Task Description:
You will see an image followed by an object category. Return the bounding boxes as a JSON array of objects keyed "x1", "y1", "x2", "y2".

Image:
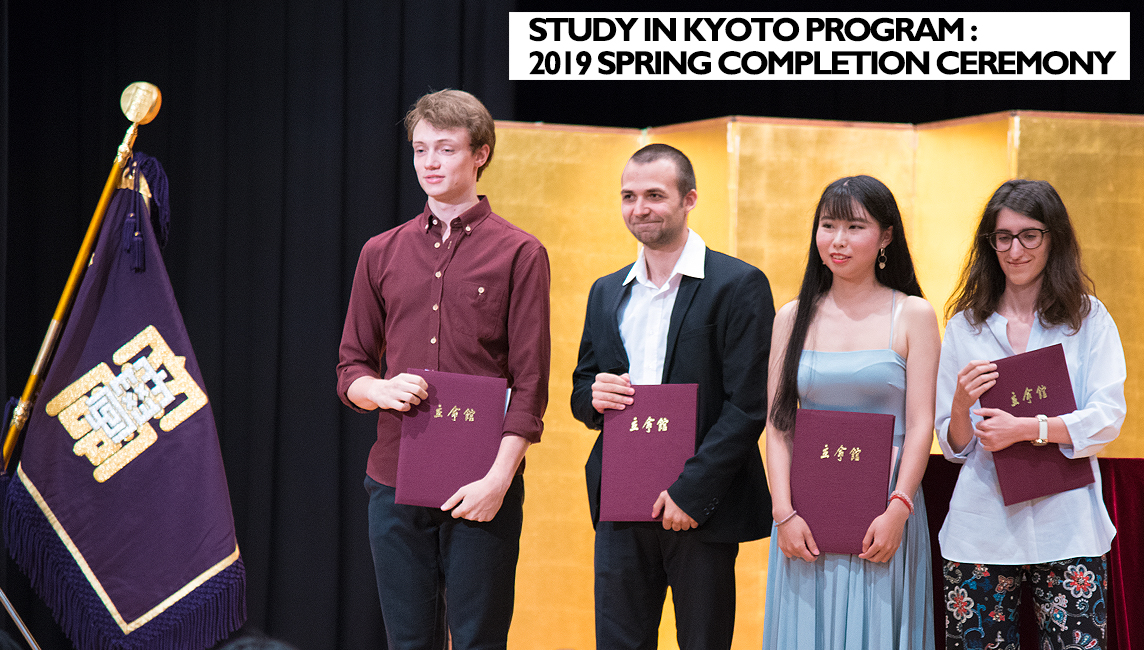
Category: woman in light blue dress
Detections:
[{"x1": 763, "y1": 176, "x2": 939, "y2": 649}]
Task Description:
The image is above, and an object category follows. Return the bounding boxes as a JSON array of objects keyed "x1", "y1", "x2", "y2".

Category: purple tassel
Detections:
[
  {"x1": 4, "y1": 477, "x2": 246, "y2": 650},
  {"x1": 122, "y1": 212, "x2": 136, "y2": 254},
  {"x1": 132, "y1": 230, "x2": 145, "y2": 272},
  {"x1": 122, "y1": 210, "x2": 146, "y2": 273},
  {"x1": 134, "y1": 153, "x2": 170, "y2": 249},
  {"x1": 115, "y1": 152, "x2": 170, "y2": 272}
]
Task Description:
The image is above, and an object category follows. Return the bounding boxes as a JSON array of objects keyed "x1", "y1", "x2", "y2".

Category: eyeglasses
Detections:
[{"x1": 983, "y1": 228, "x2": 1050, "y2": 252}]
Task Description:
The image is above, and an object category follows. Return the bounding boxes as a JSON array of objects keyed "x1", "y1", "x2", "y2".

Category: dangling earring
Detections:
[{"x1": 878, "y1": 247, "x2": 887, "y2": 270}]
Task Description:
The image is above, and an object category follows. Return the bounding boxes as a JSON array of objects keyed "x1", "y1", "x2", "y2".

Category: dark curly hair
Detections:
[{"x1": 945, "y1": 179, "x2": 1092, "y2": 332}]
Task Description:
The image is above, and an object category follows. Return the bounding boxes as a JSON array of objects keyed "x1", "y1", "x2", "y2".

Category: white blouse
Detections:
[{"x1": 935, "y1": 297, "x2": 1126, "y2": 564}]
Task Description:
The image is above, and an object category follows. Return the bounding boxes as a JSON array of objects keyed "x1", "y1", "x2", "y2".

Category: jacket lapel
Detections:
[
  {"x1": 605, "y1": 270, "x2": 633, "y2": 374},
  {"x1": 662, "y1": 274, "x2": 701, "y2": 382}
]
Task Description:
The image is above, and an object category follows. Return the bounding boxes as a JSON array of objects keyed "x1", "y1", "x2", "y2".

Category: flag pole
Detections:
[
  {"x1": 0, "y1": 587, "x2": 41, "y2": 650},
  {"x1": 2, "y1": 82, "x2": 162, "y2": 473}
]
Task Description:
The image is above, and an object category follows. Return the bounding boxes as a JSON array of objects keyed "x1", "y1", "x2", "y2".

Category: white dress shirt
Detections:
[
  {"x1": 935, "y1": 297, "x2": 1126, "y2": 564},
  {"x1": 619, "y1": 229, "x2": 707, "y2": 385}
]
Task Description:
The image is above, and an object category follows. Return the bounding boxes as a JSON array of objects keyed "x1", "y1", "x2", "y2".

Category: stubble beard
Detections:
[{"x1": 629, "y1": 217, "x2": 687, "y2": 250}]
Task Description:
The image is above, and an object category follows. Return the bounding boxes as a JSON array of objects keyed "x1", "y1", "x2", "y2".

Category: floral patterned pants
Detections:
[{"x1": 943, "y1": 556, "x2": 1107, "y2": 650}]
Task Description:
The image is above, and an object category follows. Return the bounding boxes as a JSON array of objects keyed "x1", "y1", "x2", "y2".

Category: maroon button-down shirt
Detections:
[{"x1": 337, "y1": 197, "x2": 551, "y2": 486}]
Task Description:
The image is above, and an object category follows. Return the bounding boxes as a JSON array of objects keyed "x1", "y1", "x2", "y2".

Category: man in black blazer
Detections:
[{"x1": 571, "y1": 144, "x2": 775, "y2": 649}]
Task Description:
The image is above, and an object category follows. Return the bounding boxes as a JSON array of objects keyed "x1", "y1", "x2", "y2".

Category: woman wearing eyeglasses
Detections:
[{"x1": 936, "y1": 179, "x2": 1125, "y2": 650}]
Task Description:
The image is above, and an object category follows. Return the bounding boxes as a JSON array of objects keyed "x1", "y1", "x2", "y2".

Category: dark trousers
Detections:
[
  {"x1": 595, "y1": 521, "x2": 739, "y2": 650},
  {"x1": 365, "y1": 475, "x2": 524, "y2": 650},
  {"x1": 943, "y1": 555, "x2": 1108, "y2": 650}
]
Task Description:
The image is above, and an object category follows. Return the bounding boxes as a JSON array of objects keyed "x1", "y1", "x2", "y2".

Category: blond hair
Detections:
[{"x1": 404, "y1": 89, "x2": 495, "y2": 180}]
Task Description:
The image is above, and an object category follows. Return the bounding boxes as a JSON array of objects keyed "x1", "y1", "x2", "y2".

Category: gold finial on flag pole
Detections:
[
  {"x1": 2, "y1": 83, "x2": 162, "y2": 471},
  {"x1": 121, "y1": 82, "x2": 161, "y2": 125},
  {"x1": 116, "y1": 82, "x2": 161, "y2": 166}
]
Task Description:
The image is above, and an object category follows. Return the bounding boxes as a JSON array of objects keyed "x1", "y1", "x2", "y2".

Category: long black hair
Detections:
[
  {"x1": 946, "y1": 179, "x2": 1092, "y2": 332},
  {"x1": 769, "y1": 175, "x2": 924, "y2": 434}
]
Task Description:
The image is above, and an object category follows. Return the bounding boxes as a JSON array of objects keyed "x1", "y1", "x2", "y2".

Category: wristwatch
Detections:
[{"x1": 1033, "y1": 414, "x2": 1049, "y2": 446}]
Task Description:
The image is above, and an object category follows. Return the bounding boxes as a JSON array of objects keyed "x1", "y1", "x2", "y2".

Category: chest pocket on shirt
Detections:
[{"x1": 452, "y1": 281, "x2": 507, "y2": 340}]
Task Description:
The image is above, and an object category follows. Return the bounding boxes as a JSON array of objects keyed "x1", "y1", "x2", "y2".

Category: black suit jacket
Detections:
[{"x1": 571, "y1": 249, "x2": 775, "y2": 543}]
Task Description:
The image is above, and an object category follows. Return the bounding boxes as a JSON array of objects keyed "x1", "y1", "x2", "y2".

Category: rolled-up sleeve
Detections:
[
  {"x1": 502, "y1": 244, "x2": 551, "y2": 443},
  {"x1": 1058, "y1": 305, "x2": 1126, "y2": 458},
  {"x1": 337, "y1": 240, "x2": 387, "y2": 413}
]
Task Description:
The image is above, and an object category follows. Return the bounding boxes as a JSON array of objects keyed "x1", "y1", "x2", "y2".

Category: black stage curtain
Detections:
[{"x1": 2, "y1": 1, "x2": 1141, "y2": 649}]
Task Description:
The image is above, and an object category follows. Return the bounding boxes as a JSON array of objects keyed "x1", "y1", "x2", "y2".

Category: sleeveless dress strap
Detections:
[{"x1": 889, "y1": 290, "x2": 899, "y2": 348}]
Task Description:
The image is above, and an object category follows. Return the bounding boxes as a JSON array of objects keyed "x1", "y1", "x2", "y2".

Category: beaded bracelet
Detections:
[
  {"x1": 889, "y1": 490, "x2": 914, "y2": 515},
  {"x1": 775, "y1": 510, "x2": 798, "y2": 526}
]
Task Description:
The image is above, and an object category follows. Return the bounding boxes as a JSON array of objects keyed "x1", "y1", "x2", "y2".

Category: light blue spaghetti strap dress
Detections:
[{"x1": 762, "y1": 293, "x2": 935, "y2": 650}]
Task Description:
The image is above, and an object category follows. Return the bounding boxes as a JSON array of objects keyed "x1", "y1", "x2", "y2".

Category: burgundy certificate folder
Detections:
[
  {"x1": 395, "y1": 369, "x2": 508, "y2": 508},
  {"x1": 791, "y1": 409, "x2": 894, "y2": 555},
  {"x1": 600, "y1": 384, "x2": 698, "y2": 522},
  {"x1": 980, "y1": 343, "x2": 1094, "y2": 506}
]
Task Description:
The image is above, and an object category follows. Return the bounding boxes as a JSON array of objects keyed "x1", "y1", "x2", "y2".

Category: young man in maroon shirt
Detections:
[{"x1": 337, "y1": 89, "x2": 550, "y2": 650}]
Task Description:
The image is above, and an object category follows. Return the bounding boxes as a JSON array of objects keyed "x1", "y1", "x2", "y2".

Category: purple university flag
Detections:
[{"x1": 3, "y1": 153, "x2": 246, "y2": 650}]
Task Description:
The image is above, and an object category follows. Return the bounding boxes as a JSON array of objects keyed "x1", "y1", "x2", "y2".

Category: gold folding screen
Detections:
[
  {"x1": 1007, "y1": 113, "x2": 1144, "y2": 457},
  {"x1": 476, "y1": 110, "x2": 1143, "y2": 650},
  {"x1": 482, "y1": 123, "x2": 641, "y2": 650}
]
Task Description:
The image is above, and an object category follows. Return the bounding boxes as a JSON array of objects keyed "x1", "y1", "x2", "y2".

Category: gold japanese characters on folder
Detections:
[
  {"x1": 820, "y1": 444, "x2": 863, "y2": 462},
  {"x1": 1010, "y1": 385, "x2": 1049, "y2": 408},
  {"x1": 433, "y1": 403, "x2": 479, "y2": 423},
  {"x1": 628, "y1": 416, "x2": 671, "y2": 433}
]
